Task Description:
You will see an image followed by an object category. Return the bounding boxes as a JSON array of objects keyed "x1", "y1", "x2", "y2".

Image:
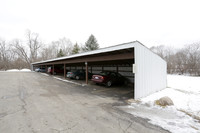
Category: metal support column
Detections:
[
  {"x1": 85, "y1": 62, "x2": 88, "y2": 84},
  {"x1": 64, "y1": 64, "x2": 66, "y2": 79},
  {"x1": 45, "y1": 65, "x2": 47, "y2": 73},
  {"x1": 52, "y1": 64, "x2": 54, "y2": 75}
]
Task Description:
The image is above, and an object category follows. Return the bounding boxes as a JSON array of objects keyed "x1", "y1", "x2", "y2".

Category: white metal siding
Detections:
[{"x1": 134, "y1": 44, "x2": 167, "y2": 99}]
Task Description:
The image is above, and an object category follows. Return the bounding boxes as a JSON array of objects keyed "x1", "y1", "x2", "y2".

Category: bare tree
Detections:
[
  {"x1": 151, "y1": 43, "x2": 200, "y2": 76},
  {"x1": 10, "y1": 30, "x2": 42, "y2": 69},
  {"x1": 12, "y1": 39, "x2": 30, "y2": 66},
  {"x1": 39, "y1": 37, "x2": 73, "y2": 61},
  {"x1": 0, "y1": 39, "x2": 17, "y2": 70},
  {"x1": 39, "y1": 42, "x2": 60, "y2": 60},
  {"x1": 175, "y1": 50, "x2": 188, "y2": 74},
  {"x1": 184, "y1": 43, "x2": 200, "y2": 75},
  {"x1": 51, "y1": 37, "x2": 73, "y2": 56},
  {"x1": 164, "y1": 47, "x2": 176, "y2": 74},
  {"x1": 150, "y1": 45, "x2": 166, "y2": 59},
  {"x1": 1, "y1": 32, "x2": 72, "y2": 70},
  {"x1": 26, "y1": 30, "x2": 42, "y2": 63},
  {"x1": 0, "y1": 39, "x2": 9, "y2": 70},
  {"x1": 150, "y1": 45, "x2": 177, "y2": 73}
]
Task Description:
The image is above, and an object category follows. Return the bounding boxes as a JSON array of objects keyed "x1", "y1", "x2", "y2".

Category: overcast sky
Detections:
[{"x1": 0, "y1": 0, "x2": 200, "y2": 48}]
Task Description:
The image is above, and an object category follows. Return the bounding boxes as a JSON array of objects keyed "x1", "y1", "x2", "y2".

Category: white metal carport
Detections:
[{"x1": 32, "y1": 41, "x2": 167, "y2": 99}]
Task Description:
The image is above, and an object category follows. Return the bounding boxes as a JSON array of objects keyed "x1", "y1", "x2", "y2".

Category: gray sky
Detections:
[{"x1": 0, "y1": 0, "x2": 200, "y2": 48}]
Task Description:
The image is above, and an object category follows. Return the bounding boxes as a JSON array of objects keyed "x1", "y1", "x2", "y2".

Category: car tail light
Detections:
[{"x1": 100, "y1": 76, "x2": 104, "y2": 80}]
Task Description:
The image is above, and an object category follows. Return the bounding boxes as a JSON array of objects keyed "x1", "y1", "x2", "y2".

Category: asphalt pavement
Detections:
[{"x1": 0, "y1": 72, "x2": 169, "y2": 133}]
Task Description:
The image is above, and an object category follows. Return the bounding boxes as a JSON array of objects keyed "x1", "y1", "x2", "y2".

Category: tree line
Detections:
[
  {"x1": 1, "y1": 30, "x2": 199, "y2": 76},
  {"x1": 150, "y1": 43, "x2": 200, "y2": 76},
  {"x1": 0, "y1": 30, "x2": 99, "y2": 70}
]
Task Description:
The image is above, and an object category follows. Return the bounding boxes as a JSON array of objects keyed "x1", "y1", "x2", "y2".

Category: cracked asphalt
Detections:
[{"x1": 0, "y1": 72, "x2": 169, "y2": 133}]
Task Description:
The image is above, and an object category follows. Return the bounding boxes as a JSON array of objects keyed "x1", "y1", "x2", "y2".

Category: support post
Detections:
[
  {"x1": 85, "y1": 62, "x2": 88, "y2": 84},
  {"x1": 31, "y1": 64, "x2": 33, "y2": 71},
  {"x1": 64, "y1": 63, "x2": 66, "y2": 79},
  {"x1": 45, "y1": 65, "x2": 47, "y2": 73},
  {"x1": 52, "y1": 64, "x2": 54, "y2": 75}
]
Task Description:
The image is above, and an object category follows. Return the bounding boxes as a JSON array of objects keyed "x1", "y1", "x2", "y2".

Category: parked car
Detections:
[
  {"x1": 48, "y1": 67, "x2": 64, "y2": 75},
  {"x1": 91, "y1": 71, "x2": 128, "y2": 87},
  {"x1": 35, "y1": 68, "x2": 46, "y2": 72},
  {"x1": 35, "y1": 68, "x2": 40, "y2": 72},
  {"x1": 67, "y1": 69, "x2": 92, "y2": 80}
]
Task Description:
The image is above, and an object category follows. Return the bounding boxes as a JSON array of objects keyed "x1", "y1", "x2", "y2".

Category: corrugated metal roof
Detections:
[{"x1": 32, "y1": 41, "x2": 139, "y2": 65}]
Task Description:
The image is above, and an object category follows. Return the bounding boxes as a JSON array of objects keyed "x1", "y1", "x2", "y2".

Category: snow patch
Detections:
[
  {"x1": 119, "y1": 104, "x2": 200, "y2": 133},
  {"x1": 20, "y1": 69, "x2": 31, "y2": 72},
  {"x1": 4, "y1": 69, "x2": 31, "y2": 72},
  {"x1": 53, "y1": 77, "x2": 84, "y2": 86},
  {"x1": 141, "y1": 75, "x2": 200, "y2": 117},
  {"x1": 167, "y1": 75, "x2": 200, "y2": 93},
  {"x1": 141, "y1": 88, "x2": 200, "y2": 117},
  {"x1": 6, "y1": 69, "x2": 20, "y2": 72},
  {"x1": 40, "y1": 73, "x2": 49, "y2": 77},
  {"x1": 121, "y1": 75, "x2": 200, "y2": 133}
]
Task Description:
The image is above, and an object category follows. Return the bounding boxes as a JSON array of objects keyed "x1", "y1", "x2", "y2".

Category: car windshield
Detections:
[{"x1": 99, "y1": 71, "x2": 111, "y2": 76}]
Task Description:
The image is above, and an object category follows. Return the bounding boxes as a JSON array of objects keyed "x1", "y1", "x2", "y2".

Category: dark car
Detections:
[
  {"x1": 35, "y1": 68, "x2": 46, "y2": 72},
  {"x1": 48, "y1": 67, "x2": 64, "y2": 75},
  {"x1": 67, "y1": 69, "x2": 92, "y2": 80},
  {"x1": 91, "y1": 71, "x2": 128, "y2": 87}
]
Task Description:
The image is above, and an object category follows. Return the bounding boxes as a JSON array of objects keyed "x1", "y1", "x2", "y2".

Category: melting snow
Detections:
[
  {"x1": 4, "y1": 69, "x2": 31, "y2": 72},
  {"x1": 6, "y1": 69, "x2": 20, "y2": 72},
  {"x1": 53, "y1": 77, "x2": 84, "y2": 86},
  {"x1": 40, "y1": 73, "x2": 50, "y2": 77},
  {"x1": 20, "y1": 69, "x2": 31, "y2": 72},
  {"x1": 120, "y1": 75, "x2": 200, "y2": 133}
]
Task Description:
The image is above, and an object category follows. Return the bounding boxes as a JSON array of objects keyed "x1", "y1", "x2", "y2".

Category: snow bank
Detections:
[
  {"x1": 142, "y1": 75, "x2": 200, "y2": 117},
  {"x1": 6, "y1": 69, "x2": 20, "y2": 72},
  {"x1": 40, "y1": 73, "x2": 49, "y2": 77},
  {"x1": 20, "y1": 69, "x2": 31, "y2": 72},
  {"x1": 119, "y1": 104, "x2": 200, "y2": 133},
  {"x1": 53, "y1": 77, "x2": 85, "y2": 86},
  {"x1": 121, "y1": 75, "x2": 200, "y2": 133},
  {"x1": 142, "y1": 88, "x2": 200, "y2": 117},
  {"x1": 167, "y1": 75, "x2": 200, "y2": 93},
  {"x1": 5, "y1": 69, "x2": 31, "y2": 72}
]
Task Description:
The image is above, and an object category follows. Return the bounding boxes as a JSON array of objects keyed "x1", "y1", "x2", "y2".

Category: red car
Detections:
[
  {"x1": 48, "y1": 67, "x2": 64, "y2": 75},
  {"x1": 92, "y1": 71, "x2": 128, "y2": 87}
]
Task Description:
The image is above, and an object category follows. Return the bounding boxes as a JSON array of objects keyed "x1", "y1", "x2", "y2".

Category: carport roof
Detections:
[{"x1": 32, "y1": 41, "x2": 141, "y2": 65}]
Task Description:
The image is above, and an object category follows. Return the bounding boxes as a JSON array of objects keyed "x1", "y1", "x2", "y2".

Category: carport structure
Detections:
[{"x1": 32, "y1": 41, "x2": 167, "y2": 99}]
